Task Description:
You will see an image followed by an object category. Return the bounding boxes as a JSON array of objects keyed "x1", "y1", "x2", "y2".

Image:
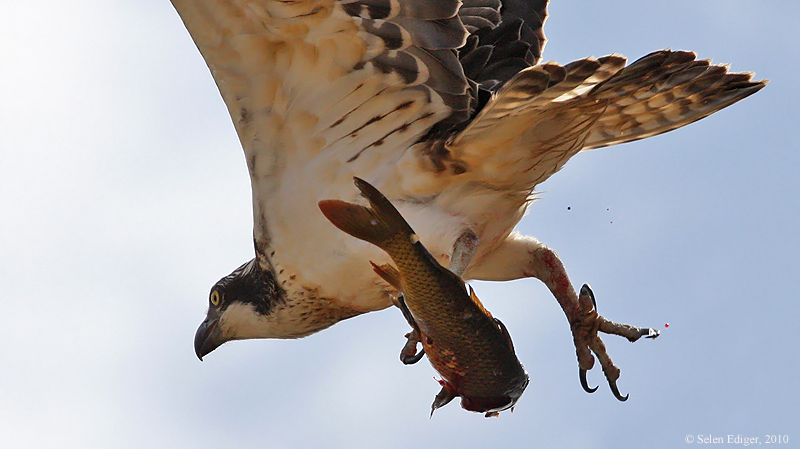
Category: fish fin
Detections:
[
  {"x1": 431, "y1": 379, "x2": 457, "y2": 418},
  {"x1": 494, "y1": 317, "x2": 515, "y2": 352},
  {"x1": 370, "y1": 262, "x2": 403, "y2": 290},
  {"x1": 467, "y1": 285, "x2": 492, "y2": 318}
]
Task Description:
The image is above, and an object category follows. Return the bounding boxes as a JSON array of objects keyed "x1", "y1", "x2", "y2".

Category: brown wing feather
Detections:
[
  {"x1": 412, "y1": 50, "x2": 764, "y2": 194},
  {"x1": 583, "y1": 50, "x2": 767, "y2": 149}
]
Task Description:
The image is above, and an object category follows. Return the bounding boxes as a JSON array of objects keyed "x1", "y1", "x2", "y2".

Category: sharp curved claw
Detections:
[
  {"x1": 402, "y1": 348, "x2": 425, "y2": 365},
  {"x1": 579, "y1": 368, "x2": 598, "y2": 393},
  {"x1": 645, "y1": 328, "x2": 661, "y2": 339},
  {"x1": 608, "y1": 378, "x2": 629, "y2": 402},
  {"x1": 580, "y1": 284, "x2": 597, "y2": 309}
]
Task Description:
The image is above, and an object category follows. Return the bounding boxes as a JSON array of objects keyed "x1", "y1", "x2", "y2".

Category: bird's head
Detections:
[{"x1": 194, "y1": 258, "x2": 283, "y2": 360}]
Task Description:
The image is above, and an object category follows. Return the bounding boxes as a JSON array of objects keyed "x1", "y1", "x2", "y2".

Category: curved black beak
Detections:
[{"x1": 194, "y1": 314, "x2": 223, "y2": 361}]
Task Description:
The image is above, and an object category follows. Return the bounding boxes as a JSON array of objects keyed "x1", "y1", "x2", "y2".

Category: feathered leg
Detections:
[
  {"x1": 450, "y1": 229, "x2": 480, "y2": 277},
  {"x1": 464, "y1": 232, "x2": 659, "y2": 400}
]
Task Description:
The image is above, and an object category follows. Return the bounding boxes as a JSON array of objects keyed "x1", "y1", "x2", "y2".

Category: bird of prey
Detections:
[{"x1": 177, "y1": 0, "x2": 765, "y2": 393}]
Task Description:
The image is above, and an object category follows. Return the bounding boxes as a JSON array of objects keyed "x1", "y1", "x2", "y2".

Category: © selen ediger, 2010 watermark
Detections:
[{"x1": 685, "y1": 435, "x2": 789, "y2": 445}]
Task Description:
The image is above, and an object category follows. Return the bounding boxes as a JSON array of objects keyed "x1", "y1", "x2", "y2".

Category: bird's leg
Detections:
[
  {"x1": 449, "y1": 229, "x2": 479, "y2": 277},
  {"x1": 392, "y1": 293, "x2": 425, "y2": 365},
  {"x1": 463, "y1": 233, "x2": 659, "y2": 400},
  {"x1": 575, "y1": 284, "x2": 658, "y2": 401}
]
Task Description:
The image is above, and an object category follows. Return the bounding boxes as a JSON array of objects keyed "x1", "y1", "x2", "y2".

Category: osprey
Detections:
[{"x1": 177, "y1": 0, "x2": 764, "y2": 393}]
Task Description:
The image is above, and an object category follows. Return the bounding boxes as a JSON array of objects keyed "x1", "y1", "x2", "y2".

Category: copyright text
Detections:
[{"x1": 685, "y1": 434, "x2": 789, "y2": 445}]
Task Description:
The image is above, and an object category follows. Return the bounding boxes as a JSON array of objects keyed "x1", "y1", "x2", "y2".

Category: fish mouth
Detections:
[
  {"x1": 461, "y1": 371, "x2": 530, "y2": 416},
  {"x1": 461, "y1": 394, "x2": 517, "y2": 415}
]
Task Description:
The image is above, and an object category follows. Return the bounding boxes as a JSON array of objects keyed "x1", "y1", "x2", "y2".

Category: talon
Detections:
[
  {"x1": 572, "y1": 285, "x2": 658, "y2": 400},
  {"x1": 395, "y1": 293, "x2": 426, "y2": 364},
  {"x1": 580, "y1": 284, "x2": 597, "y2": 309},
  {"x1": 402, "y1": 345, "x2": 425, "y2": 365},
  {"x1": 400, "y1": 329, "x2": 425, "y2": 365},
  {"x1": 608, "y1": 378, "x2": 629, "y2": 402},
  {"x1": 579, "y1": 368, "x2": 598, "y2": 393},
  {"x1": 402, "y1": 351, "x2": 425, "y2": 365},
  {"x1": 645, "y1": 328, "x2": 661, "y2": 339}
]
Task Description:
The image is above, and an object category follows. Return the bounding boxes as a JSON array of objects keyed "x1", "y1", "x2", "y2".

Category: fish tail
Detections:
[
  {"x1": 352, "y1": 177, "x2": 416, "y2": 236},
  {"x1": 318, "y1": 177, "x2": 415, "y2": 248}
]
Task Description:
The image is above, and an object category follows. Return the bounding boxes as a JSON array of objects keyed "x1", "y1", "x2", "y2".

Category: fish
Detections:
[{"x1": 318, "y1": 177, "x2": 529, "y2": 417}]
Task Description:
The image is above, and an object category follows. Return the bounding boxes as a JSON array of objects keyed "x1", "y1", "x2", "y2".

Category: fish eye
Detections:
[{"x1": 210, "y1": 290, "x2": 221, "y2": 306}]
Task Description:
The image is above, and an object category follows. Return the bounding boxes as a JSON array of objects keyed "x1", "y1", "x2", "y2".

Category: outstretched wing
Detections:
[
  {"x1": 411, "y1": 50, "x2": 766, "y2": 195},
  {"x1": 171, "y1": 0, "x2": 466, "y2": 170},
  {"x1": 582, "y1": 50, "x2": 766, "y2": 150},
  {"x1": 170, "y1": 0, "x2": 548, "y2": 252},
  {"x1": 171, "y1": 0, "x2": 764, "y2": 247}
]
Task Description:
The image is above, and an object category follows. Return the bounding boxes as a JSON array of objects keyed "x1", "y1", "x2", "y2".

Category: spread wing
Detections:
[
  {"x1": 171, "y1": 0, "x2": 466, "y2": 171},
  {"x1": 170, "y1": 0, "x2": 548, "y2": 252},
  {"x1": 171, "y1": 0, "x2": 764, "y2": 255},
  {"x1": 416, "y1": 50, "x2": 766, "y2": 195}
]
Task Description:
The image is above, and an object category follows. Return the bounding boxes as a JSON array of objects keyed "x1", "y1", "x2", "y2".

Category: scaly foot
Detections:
[{"x1": 571, "y1": 284, "x2": 660, "y2": 401}]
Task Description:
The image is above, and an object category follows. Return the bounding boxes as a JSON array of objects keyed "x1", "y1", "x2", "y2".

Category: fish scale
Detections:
[{"x1": 319, "y1": 177, "x2": 528, "y2": 416}]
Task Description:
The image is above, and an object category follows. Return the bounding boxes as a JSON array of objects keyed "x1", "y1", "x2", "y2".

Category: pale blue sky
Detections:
[{"x1": 1, "y1": 1, "x2": 797, "y2": 448}]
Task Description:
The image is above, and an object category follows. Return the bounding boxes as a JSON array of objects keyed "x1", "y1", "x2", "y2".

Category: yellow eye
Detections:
[{"x1": 210, "y1": 290, "x2": 221, "y2": 306}]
